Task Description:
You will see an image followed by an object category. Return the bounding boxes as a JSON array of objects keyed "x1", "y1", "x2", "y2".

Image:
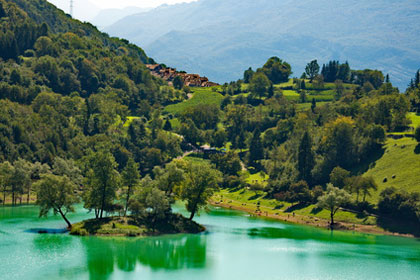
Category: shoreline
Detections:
[{"x1": 209, "y1": 199, "x2": 416, "y2": 239}]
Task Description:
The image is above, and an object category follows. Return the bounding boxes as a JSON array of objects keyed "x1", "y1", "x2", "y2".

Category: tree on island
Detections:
[
  {"x1": 177, "y1": 162, "x2": 222, "y2": 220},
  {"x1": 35, "y1": 174, "x2": 79, "y2": 228},
  {"x1": 122, "y1": 157, "x2": 140, "y2": 216},
  {"x1": 83, "y1": 151, "x2": 121, "y2": 219},
  {"x1": 317, "y1": 184, "x2": 351, "y2": 227},
  {"x1": 154, "y1": 161, "x2": 185, "y2": 196},
  {"x1": 129, "y1": 185, "x2": 171, "y2": 231},
  {"x1": 305, "y1": 60, "x2": 320, "y2": 82}
]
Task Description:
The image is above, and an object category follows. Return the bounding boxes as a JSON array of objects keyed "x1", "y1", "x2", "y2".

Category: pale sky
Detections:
[
  {"x1": 47, "y1": 0, "x2": 198, "y2": 22},
  {"x1": 49, "y1": 0, "x2": 197, "y2": 10},
  {"x1": 88, "y1": 0, "x2": 197, "y2": 9}
]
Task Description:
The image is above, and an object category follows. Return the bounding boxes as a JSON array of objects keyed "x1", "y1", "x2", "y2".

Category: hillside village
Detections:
[{"x1": 146, "y1": 64, "x2": 219, "y2": 87}]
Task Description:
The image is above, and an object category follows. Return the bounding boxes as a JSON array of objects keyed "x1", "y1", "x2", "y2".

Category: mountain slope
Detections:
[
  {"x1": 105, "y1": 0, "x2": 420, "y2": 88},
  {"x1": 0, "y1": 0, "x2": 185, "y2": 170}
]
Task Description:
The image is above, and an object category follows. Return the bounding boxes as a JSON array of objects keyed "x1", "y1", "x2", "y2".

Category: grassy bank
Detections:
[{"x1": 211, "y1": 189, "x2": 415, "y2": 238}]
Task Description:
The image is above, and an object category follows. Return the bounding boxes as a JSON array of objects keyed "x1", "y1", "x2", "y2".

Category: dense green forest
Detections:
[{"x1": 0, "y1": 0, "x2": 418, "y2": 235}]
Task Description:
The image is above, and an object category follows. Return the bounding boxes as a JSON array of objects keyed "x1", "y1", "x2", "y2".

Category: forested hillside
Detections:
[
  {"x1": 161, "y1": 57, "x2": 420, "y2": 235},
  {"x1": 0, "y1": 0, "x2": 187, "y2": 203},
  {"x1": 0, "y1": 0, "x2": 418, "y2": 236}
]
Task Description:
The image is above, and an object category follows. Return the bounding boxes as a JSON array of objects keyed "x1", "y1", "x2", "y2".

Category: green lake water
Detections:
[{"x1": 0, "y1": 204, "x2": 419, "y2": 280}]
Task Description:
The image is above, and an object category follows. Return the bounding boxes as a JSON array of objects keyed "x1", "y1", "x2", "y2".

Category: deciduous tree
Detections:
[
  {"x1": 317, "y1": 184, "x2": 351, "y2": 226},
  {"x1": 35, "y1": 174, "x2": 79, "y2": 228},
  {"x1": 122, "y1": 157, "x2": 140, "y2": 216},
  {"x1": 305, "y1": 60, "x2": 320, "y2": 82},
  {"x1": 176, "y1": 162, "x2": 221, "y2": 220},
  {"x1": 83, "y1": 151, "x2": 121, "y2": 219}
]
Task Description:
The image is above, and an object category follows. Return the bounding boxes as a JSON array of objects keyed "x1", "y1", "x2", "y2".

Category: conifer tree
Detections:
[
  {"x1": 311, "y1": 98, "x2": 317, "y2": 113},
  {"x1": 163, "y1": 119, "x2": 172, "y2": 131},
  {"x1": 248, "y1": 129, "x2": 264, "y2": 167},
  {"x1": 297, "y1": 132, "x2": 315, "y2": 185}
]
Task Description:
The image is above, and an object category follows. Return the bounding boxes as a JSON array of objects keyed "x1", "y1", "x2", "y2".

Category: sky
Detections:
[
  {"x1": 48, "y1": 0, "x2": 197, "y2": 10},
  {"x1": 47, "y1": 0, "x2": 197, "y2": 21},
  {"x1": 86, "y1": 0, "x2": 197, "y2": 9}
]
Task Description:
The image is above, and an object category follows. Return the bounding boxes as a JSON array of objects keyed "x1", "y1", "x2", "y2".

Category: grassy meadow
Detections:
[{"x1": 164, "y1": 88, "x2": 224, "y2": 115}]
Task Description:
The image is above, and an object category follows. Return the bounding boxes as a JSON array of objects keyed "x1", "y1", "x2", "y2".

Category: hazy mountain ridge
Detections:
[
  {"x1": 91, "y1": 7, "x2": 151, "y2": 29},
  {"x1": 105, "y1": 0, "x2": 420, "y2": 88}
]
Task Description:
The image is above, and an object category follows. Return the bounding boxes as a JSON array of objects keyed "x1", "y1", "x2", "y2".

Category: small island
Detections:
[
  {"x1": 34, "y1": 155, "x2": 220, "y2": 237},
  {"x1": 70, "y1": 214, "x2": 205, "y2": 237}
]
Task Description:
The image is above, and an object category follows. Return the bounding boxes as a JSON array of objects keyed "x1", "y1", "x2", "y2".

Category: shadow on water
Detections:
[
  {"x1": 243, "y1": 226, "x2": 419, "y2": 247},
  {"x1": 25, "y1": 228, "x2": 68, "y2": 234},
  {"x1": 81, "y1": 234, "x2": 207, "y2": 279}
]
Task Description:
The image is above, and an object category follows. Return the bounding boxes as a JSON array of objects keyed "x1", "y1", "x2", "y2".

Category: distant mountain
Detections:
[
  {"x1": 91, "y1": 7, "x2": 151, "y2": 30},
  {"x1": 105, "y1": 0, "x2": 420, "y2": 89}
]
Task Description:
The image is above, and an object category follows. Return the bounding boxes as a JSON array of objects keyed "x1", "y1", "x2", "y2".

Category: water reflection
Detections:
[
  {"x1": 33, "y1": 234, "x2": 73, "y2": 252},
  {"x1": 81, "y1": 234, "x2": 207, "y2": 279},
  {"x1": 244, "y1": 226, "x2": 402, "y2": 246}
]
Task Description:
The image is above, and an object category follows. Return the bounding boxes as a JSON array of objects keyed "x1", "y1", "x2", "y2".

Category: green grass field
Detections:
[
  {"x1": 408, "y1": 112, "x2": 420, "y2": 129},
  {"x1": 216, "y1": 188, "x2": 370, "y2": 225},
  {"x1": 362, "y1": 137, "x2": 420, "y2": 202},
  {"x1": 164, "y1": 87, "x2": 224, "y2": 115}
]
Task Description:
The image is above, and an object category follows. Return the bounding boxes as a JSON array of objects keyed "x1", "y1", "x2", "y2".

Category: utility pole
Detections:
[{"x1": 70, "y1": 0, "x2": 74, "y2": 17}]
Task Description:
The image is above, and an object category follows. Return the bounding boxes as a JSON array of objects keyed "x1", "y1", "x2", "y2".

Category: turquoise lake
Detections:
[{"x1": 0, "y1": 204, "x2": 419, "y2": 280}]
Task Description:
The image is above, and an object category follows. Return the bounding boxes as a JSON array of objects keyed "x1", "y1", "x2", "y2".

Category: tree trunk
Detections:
[
  {"x1": 27, "y1": 189, "x2": 30, "y2": 204},
  {"x1": 3, "y1": 187, "x2": 5, "y2": 206},
  {"x1": 58, "y1": 208, "x2": 72, "y2": 229},
  {"x1": 124, "y1": 186, "x2": 131, "y2": 217},
  {"x1": 12, "y1": 191, "x2": 14, "y2": 206},
  {"x1": 330, "y1": 208, "x2": 335, "y2": 227},
  {"x1": 189, "y1": 210, "x2": 196, "y2": 221},
  {"x1": 100, "y1": 184, "x2": 106, "y2": 219}
]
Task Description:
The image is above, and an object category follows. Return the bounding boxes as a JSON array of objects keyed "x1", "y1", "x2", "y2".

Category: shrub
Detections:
[{"x1": 415, "y1": 125, "x2": 420, "y2": 142}]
